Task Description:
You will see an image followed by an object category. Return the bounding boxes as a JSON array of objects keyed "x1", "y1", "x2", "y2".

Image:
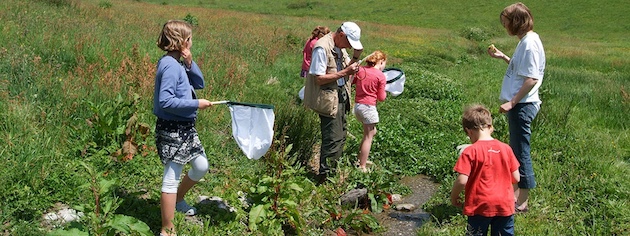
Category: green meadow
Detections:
[{"x1": 1, "y1": 0, "x2": 628, "y2": 235}]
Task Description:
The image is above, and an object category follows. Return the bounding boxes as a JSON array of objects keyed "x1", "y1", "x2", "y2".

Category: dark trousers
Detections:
[
  {"x1": 467, "y1": 215, "x2": 515, "y2": 236},
  {"x1": 318, "y1": 88, "x2": 348, "y2": 176}
]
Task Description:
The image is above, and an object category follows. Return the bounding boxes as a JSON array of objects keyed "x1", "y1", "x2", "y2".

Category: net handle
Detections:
[
  {"x1": 210, "y1": 100, "x2": 229, "y2": 105},
  {"x1": 210, "y1": 100, "x2": 274, "y2": 109},
  {"x1": 349, "y1": 52, "x2": 376, "y2": 85},
  {"x1": 356, "y1": 52, "x2": 375, "y2": 65}
]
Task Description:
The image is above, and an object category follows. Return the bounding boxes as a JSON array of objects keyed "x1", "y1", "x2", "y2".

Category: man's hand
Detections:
[{"x1": 343, "y1": 62, "x2": 360, "y2": 76}]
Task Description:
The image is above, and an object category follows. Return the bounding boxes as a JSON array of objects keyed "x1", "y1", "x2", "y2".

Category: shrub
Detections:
[{"x1": 183, "y1": 13, "x2": 199, "y2": 26}]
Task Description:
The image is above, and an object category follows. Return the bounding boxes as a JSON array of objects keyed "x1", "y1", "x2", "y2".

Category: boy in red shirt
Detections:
[{"x1": 450, "y1": 104, "x2": 520, "y2": 236}]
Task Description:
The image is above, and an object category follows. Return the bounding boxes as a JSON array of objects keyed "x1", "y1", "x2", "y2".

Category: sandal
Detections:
[{"x1": 175, "y1": 200, "x2": 197, "y2": 216}]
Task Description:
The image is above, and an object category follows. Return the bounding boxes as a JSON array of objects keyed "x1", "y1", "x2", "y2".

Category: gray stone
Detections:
[
  {"x1": 198, "y1": 195, "x2": 236, "y2": 212},
  {"x1": 42, "y1": 205, "x2": 83, "y2": 227},
  {"x1": 394, "y1": 203, "x2": 416, "y2": 212},
  {"x1": 340, "y1": 188, "x2": 368, "y2": 206},
  {"x1": 390, "y1": 194, "x2": 402, "y2": 202}
]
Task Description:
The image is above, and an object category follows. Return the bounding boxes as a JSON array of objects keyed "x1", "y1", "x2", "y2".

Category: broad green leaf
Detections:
[
  {"x1": 281, "y1": 199, "x2": 297, "y2": 207},
  {"x1": 362, "y1": 214, "x2": 380, "y2": 229},
  {"x1": 368, "y1": 193, "x2": 381, "y2": 213},
  {"x1": 102, "y1": 198, "x2": 114, "y2": 215},
  {"x1": 343, "y1": 212, "x2": 359, "y2": 224},
  {"x1": 98, "y1": 179, "x2": 116, "y2": 195},
  {"x1": 248, "y1": 204, "x2": 267, "y2": 231},
  {"x1": 256, "y1": 185, "x2": 268, "y2": 193},
  {"x1": 108, "y1": 215, "x2": 152, "y2": 236},
  {"x1": 287, "y1": 183, "x2": 303, "y2": 192},
  {"x1": 47, "y1": 228, "x2": 89, "y2": 236}
]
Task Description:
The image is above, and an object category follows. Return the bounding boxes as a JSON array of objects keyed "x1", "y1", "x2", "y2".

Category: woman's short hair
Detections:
[
  {"x1": 462, "y1": 104, "x2": 493, "y2": 131},
  {"x1": 501, "y1": 2, "x2": 534, "y2": 36},
  {"x1": 157, "y1": 20, "x2": 192, "y2": 52},
  {"x1": 365, "y1": 50, "x2": 387, "y2": 66}
]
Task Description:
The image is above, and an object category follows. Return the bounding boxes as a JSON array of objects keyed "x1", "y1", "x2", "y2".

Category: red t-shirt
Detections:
[
  {"x1": 454, "y1": 139, "x2": 520, "y2": 217},
  {"x1": 352, "y1": 66, "x2": 387, "y2": 106},
  {"x1": 302, "y1": 38, "x2": 318, "y2": 71}
]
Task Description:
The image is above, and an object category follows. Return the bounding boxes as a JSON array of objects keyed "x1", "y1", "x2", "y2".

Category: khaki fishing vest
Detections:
[{"x1": 303, "y1": 33, "x2": 350, "y2": 118}]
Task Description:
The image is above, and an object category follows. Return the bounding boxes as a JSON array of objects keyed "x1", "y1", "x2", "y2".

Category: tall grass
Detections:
[{"x1": 0, "y1": 0, "x2": 628, "y2": 235}]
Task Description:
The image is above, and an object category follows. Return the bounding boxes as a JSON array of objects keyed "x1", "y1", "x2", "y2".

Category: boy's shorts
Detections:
[{"x1": 354, "y1": 103, "x2": 379, "y2": 124}]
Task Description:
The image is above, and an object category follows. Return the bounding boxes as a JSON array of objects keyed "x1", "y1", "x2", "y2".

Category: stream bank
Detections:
[{"x1": 373, "y1": 174, "x2": 439, "y2": 236}]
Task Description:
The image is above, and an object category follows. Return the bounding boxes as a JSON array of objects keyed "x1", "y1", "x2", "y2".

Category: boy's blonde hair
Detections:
[
  {"x1": 462, "y1": 104, "x2": 493, "y2": 131},
  {"x1": 365, "y1": 50, "x2": 387, "y2": 67},
  {"x1": 157, "y1": 20, "x2": 192, "y2": 52},
  {"x1": 501, "y1": 2, "x2": 534, "y2": 36}
]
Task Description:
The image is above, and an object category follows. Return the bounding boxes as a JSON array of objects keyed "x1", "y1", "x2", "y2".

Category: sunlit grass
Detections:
[{"x1": 0, "y1": 0, "x2": 628, "y2": 235}]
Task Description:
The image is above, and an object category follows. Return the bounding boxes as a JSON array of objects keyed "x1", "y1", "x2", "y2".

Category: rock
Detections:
[
  {"x1": 198, "y1": 195, "x2": 236, "y2": 212},
  {"x1": 340, "y1": 188, "x2": 367, "y2": 206},
  {"x1": 394, "y1": 203, "x2": 416, "y2": 212},
  {"x1": 390, "y1": 194, "x2": 402, "y2": 202},
  {"x1": 237, "y1": 191, "x2": 251, "y2": 208},
  {"x1": 42, "y1": 204, "x2": 83, "y2": 227}
]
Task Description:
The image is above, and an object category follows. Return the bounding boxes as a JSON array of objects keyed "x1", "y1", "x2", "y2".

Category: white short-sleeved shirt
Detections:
[
  {"x1": 309, "y1": 47, "x2": 346, "y2": 86},
  {"x1": 500, "y1": 32, "x2": 546, "y2": 104}
]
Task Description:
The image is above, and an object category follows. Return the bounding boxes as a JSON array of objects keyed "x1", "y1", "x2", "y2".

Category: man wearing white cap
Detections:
[{"x1": 304, "y1": 21, "x2": 363, "y2": 184}]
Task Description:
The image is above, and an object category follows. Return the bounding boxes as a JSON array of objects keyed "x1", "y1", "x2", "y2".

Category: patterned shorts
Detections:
[
  {"x1": 155, "y1": 119, "x2": 205, "y2": 165},
  {"x1": 354, "y1": 103, "x2": 379, "y2": 124}
]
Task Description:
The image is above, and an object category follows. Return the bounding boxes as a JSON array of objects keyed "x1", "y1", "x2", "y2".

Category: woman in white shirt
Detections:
[{"x1": 488, "y1": 2, "x2": 546, "y2": 214}]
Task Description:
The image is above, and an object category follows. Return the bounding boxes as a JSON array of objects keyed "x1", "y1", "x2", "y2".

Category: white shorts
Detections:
[{"x1": 354, "y1": 103, "x2": 379, "y2": 124}]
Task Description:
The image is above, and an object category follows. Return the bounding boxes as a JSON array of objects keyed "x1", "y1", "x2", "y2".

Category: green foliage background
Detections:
[{"x1": 0, "y1": 0, "x2": 628, "y2": 235}]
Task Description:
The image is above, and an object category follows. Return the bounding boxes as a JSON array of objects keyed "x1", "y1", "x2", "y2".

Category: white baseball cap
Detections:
[{"x1": 340, "y1": 22, "x2": 362, "y2": 50}]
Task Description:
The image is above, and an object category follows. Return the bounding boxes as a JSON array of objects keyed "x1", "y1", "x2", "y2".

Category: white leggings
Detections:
[{"x1": 161, "y1": 155, "x2": 209, "y2": 193}]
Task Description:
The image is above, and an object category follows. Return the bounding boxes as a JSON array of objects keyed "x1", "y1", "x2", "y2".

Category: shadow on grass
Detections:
[
  {"x1": 423, "y1": 203, "x2": 461, "y2": 224},
  {"x1": 116, "y1": 189, "x2": 238, "y2": 234},
  {"x1": 116, "y1": 188, "x2": 162, "y2": 233}
]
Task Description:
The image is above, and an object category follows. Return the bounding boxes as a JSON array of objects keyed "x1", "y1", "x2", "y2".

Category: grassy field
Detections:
[{"x1": 0, "y1": 0, "x2": 628, "y2": 235}]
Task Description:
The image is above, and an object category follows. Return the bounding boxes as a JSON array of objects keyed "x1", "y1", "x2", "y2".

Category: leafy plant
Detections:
[
  {"x1": 183, "y1": 13, "x2": 199, "y2": 26},
  {"x1": 345, "y1": 168, "x2": 403, "y2": 214},
  {"x1": 82, "y1": 93, "x2": 150, "y2": 162},
  {"x1": 460, "y1": 27, "x2": 493, "y2": 42},
  {"x1": 341, "y1": 208, "x2": 380, "y2": 234},
  {"x1": 246, "y1": 135, "x2": 312, "y2": 235},
  {"x1": 98, "y1": 1, "x2": 112, "y2": 9},
  {"x1": 323, "y1": 204, "x2": 381, "y2": 235},
  {"x1": 49, "y1": 161, "x2": 152, "y2": 236}
]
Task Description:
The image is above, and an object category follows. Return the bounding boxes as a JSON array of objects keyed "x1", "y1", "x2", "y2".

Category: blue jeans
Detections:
[
  {"x1": 507, "y1": 103, "x2": 539, "y2": 189},
  {"x1": 467, "y1": 215, "x2": 515, "y2": 236}
]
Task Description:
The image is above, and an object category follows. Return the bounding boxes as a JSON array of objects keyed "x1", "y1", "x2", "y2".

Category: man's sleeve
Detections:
[{"x1": 309, "y1": 47, "x2": 327, "y2": 76}]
